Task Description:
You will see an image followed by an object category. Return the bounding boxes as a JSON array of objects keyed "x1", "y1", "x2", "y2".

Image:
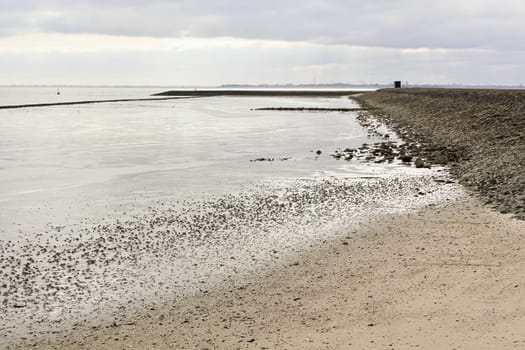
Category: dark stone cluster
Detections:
[{"x1": 354, "y1": 88, "x2": 525, "y2": 219}]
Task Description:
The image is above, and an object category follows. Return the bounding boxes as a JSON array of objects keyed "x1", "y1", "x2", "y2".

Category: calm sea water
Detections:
[
  {"x1": 0, "y1": 86, "x2": 166, "y2": 105},
  {"x1": 1, "y1": 87, "x2": 394, "y2": 239}
]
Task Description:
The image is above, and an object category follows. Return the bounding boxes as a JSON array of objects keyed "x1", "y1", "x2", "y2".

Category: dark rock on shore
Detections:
[
  {"x1": 399, "y1": 155, "x2": 413, "y2": 163},
  {"x1": 414, "y1": 158, "x2": 430, "y2": 169},
  {"x1": 250, "y1": 157, "x2": 292, "y2": 162},
  {"x1": 330, "y1": 140, "x2": 432, "y2": 167},
  {"x1": 353, "y1": 88, "x2": 525, "y2": 220},
  {"x1": 251, "y1": 157, "x2": 275, "y2": 162}
]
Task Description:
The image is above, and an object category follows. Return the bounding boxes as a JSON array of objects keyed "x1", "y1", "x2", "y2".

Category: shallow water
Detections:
[
  {"x1": 0, "y1": 86, "x2": 167, "y2": 106},
  {"x1": 0, "y1": 87, "x2": 462, "y2": 345},
  {"x1": 1, "y1": 89, "x2": 396, "y2": 239}
]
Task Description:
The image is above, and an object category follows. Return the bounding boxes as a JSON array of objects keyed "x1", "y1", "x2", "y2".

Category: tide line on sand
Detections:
[{"x1": 20, "y1": 195, "x2": 525, "y2": 350}]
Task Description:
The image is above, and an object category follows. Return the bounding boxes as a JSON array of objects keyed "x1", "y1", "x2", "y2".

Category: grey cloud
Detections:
[
  {"x1": 2, "y1": 0, "x2": 525, "y2": 50},
  {"x1": 2, "y1": 43, "x2": 524, "y2": 86}
]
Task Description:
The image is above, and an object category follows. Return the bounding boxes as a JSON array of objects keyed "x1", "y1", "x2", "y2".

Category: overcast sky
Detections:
[{"x1": 1, "y1": 0, "x2": 524, "y2": 86}]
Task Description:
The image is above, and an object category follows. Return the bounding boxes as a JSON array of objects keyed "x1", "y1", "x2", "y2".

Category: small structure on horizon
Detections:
[{"x1": 394, "y1": 81, "x2": 402, "y2": 88}]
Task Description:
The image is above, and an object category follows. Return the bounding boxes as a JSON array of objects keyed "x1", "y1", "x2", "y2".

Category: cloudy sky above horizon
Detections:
[{"x1": 1, "y1": 0, "x2": 524, "y2": 86}]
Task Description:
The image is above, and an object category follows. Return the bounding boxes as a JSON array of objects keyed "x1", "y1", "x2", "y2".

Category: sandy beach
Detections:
[
  {"x1": 6, "y1": 88, "x2": 525, "y2": 349},
  {"x1": 25, "y1": 193, "x2": 525, "y2": 349}
]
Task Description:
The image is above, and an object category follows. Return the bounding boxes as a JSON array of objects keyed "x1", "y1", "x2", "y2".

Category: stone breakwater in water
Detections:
[{"x1": 353, "y1": 88, "x2": 525, "y2": 220}]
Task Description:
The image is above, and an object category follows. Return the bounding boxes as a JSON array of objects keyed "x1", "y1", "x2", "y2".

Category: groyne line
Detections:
[
  {"x1": 1, "y1": 90, "x2": 366, "y2": 110},
  {"x1": 0, "y1": 97, "x2": 191, "y2": 110},
  {"x1": 152, "y1": 90, "x2": 365, "y2": 97},
  {"x1": 253, "y1": 107, "x2": 373, "y2": 112}
]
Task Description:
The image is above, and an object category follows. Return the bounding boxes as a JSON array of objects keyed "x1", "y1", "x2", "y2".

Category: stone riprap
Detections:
[{"x1": 353, "y1": 88, "x2": 525, "y2": 219}]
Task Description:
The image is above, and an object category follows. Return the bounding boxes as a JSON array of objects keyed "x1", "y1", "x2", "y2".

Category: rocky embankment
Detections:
[{"x1": 353, "y1": 88, "x2": 525, "y2": 219}]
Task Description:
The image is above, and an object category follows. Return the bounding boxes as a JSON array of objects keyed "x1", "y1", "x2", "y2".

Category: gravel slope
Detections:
[{"x1": 354, "y1": 88, "x2": 525, "y2": 219}]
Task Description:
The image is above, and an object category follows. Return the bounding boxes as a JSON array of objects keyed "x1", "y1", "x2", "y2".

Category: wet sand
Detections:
[
  {"x1": 24, "y1": 193, "x2": 525, "y2": 349},
  {"x1": 2, "y1": 172, "x2": 459, "y2": 349}
]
